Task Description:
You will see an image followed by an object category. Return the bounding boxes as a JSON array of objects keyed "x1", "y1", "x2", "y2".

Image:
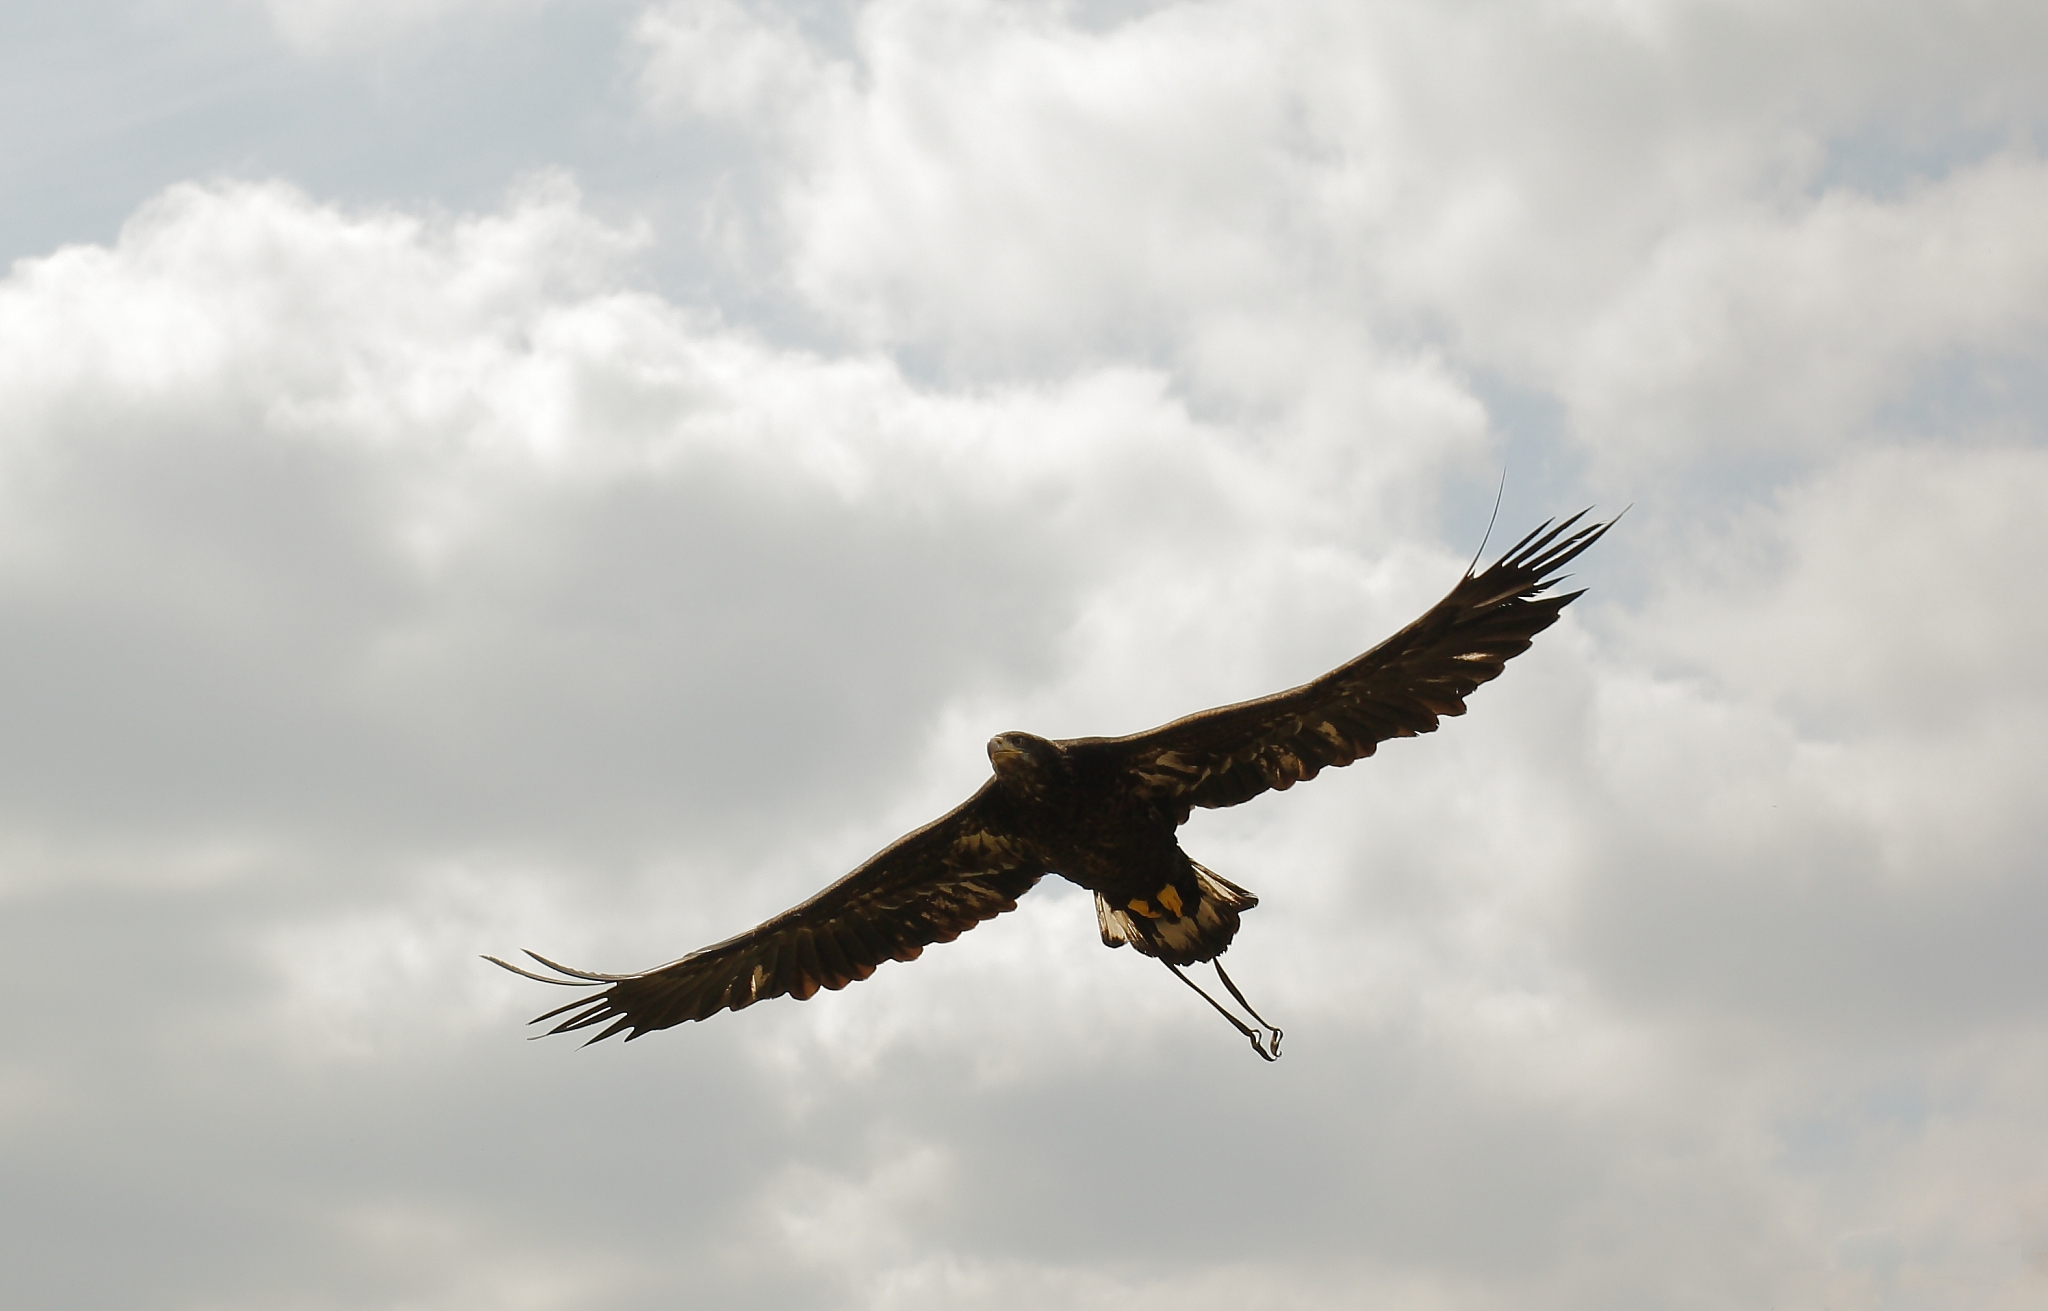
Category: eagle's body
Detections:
[
  {"x1": 492, "y1": 513, "x2": 1612, "y2": 1057},
  {"x1": 988, "y1": 735, "x2": 1254, "y2": 965}
]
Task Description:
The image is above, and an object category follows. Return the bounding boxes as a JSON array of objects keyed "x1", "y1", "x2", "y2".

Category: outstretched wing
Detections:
[
  {"x1": 489, "y1": 782, "x2": 1042, "y2": 1042},
  {"x1": 1090, "y1": 512, "x2": 1613, "y2": 822}
]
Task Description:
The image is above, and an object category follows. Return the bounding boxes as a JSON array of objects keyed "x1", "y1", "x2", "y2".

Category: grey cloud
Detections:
[{"x1": 3, "y1": 2, "x2": 2047, "y2": 1309}]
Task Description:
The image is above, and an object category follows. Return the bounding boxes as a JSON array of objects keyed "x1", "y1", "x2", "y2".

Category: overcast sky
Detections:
[{"x1": 3, "y1": 1, "x2": 2046, "y2": 1307}]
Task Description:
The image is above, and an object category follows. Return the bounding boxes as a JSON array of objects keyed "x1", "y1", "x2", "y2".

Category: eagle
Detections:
[{"x1": 490, "y1": 512, "x2": 1612, "y2": 1060}]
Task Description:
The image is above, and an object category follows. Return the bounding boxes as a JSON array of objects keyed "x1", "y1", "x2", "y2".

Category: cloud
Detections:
[
  {"x1": 1564, "y1": 156, "x2": 2048, "y2": 471},
  {"x1": 634, "y1": 0, "x2": 2048, "y2": 486},
  {"x1": 0, "y1": 169, "x2": 1653, "y2": 1308},
  {"x1": 634, "y1": 0, "x2": 846, "y2": 124},
  {"x1": 4, "y1": 1, "x2": 2048, "y2": 1308}
]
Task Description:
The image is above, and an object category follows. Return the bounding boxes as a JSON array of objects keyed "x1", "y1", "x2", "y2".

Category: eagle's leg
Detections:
[
  {"x1": 1164, "y1": 961, "x2": 1279, "y2": 1061},
  {"x1": 1212, "y1": 960, "x2": 1282, "y2": 1059}
]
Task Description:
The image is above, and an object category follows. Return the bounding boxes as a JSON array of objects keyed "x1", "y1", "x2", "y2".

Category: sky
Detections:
[{"x1": 2, "y1": 1, "x2": 2045, "y2": 1307}]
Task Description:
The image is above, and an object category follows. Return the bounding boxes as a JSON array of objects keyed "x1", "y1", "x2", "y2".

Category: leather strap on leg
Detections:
[{"x1": 1165, "y1": 961, "x2": 1278, "y2": 1061}]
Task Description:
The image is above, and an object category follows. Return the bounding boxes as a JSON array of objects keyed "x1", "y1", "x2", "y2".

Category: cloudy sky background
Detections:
[{"x1": 3, "y1": 1, "x2": 2046, "y2": 1307}]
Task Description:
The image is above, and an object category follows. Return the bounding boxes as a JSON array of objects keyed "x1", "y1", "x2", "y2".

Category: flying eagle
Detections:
[{"x1": 490, "y1": 512, "x2": 1612, "y2": 1060}]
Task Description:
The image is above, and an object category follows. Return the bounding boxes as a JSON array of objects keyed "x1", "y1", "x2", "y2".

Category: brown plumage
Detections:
[{"x1": 490, "y1": 512, "x2": 1613, "y2": 1059}]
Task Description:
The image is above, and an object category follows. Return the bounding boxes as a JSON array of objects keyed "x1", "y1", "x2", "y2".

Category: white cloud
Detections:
[
  {"x1": 1565, "y1": 157, "x2": 2048, "y2": 470},
  {"x1": 6, "y1": 164, "x2": 2046, "y2": 1306},
  {"x1": 4, "y1": 1, "x2": 2048, "y2": 1308},
  {"x1": 633, "y1": 0, "x2": 2048, "y2": 488},
  {"x1": 1629, "y1": 443, "x2": 2048, "y2": 733},
  {"x1": 634, "y1": 0, "x2": 845, "y2": 124},
  {"x1": 0, "y1": 176, "x2": 1307, "y2": 865}
]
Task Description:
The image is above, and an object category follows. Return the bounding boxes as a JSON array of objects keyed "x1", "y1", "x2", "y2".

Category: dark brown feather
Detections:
[
  {"x1": 490, "y1": 781, "x2": 1042, "y2": 1041},
  {"x1": 1078, "y1": 512, "x2": 1613, "y2": 822}
]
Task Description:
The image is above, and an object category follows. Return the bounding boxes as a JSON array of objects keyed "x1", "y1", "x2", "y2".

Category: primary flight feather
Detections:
[{"x1": 490, "y1": 512, "x2": 1613, "y2": 1059}]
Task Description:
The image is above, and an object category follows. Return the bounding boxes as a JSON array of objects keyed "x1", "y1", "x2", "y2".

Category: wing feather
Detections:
[
  {"x1": 489, "y1": 781, "x2": 1042, "y2": 1041},
  {"x1": 1084, "y1": 512, "x2": 1614, "y2": 821}
]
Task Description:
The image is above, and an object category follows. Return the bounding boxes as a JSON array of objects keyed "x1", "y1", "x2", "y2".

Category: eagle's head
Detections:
[{"x1": 988, "y1": 732, "x2": 1065, "y2": 795}]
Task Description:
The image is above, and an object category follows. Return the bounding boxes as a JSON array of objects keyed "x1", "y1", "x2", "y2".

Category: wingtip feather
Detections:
[{"x1": 486, "y1": 953, "x2": 600, "y2": 987}]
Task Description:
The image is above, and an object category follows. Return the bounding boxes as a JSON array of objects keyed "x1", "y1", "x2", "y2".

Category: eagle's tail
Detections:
[{"x1": 1094, "y1": 862, "x2": 1257, "y2": 966}]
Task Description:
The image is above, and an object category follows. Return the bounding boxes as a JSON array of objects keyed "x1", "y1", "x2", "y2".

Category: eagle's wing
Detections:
[
  {"x1": 1092, "y1": 513, "x2": 1613, "y2": 822},
  {"x1": 489, "y1": 782, "x2": 1041, "y2": 1042}
]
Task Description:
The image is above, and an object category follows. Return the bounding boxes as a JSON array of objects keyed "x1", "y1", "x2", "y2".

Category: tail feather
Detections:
[{"x1": 1095, "y1": 862, "x2": 1257, "y2": 965}]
